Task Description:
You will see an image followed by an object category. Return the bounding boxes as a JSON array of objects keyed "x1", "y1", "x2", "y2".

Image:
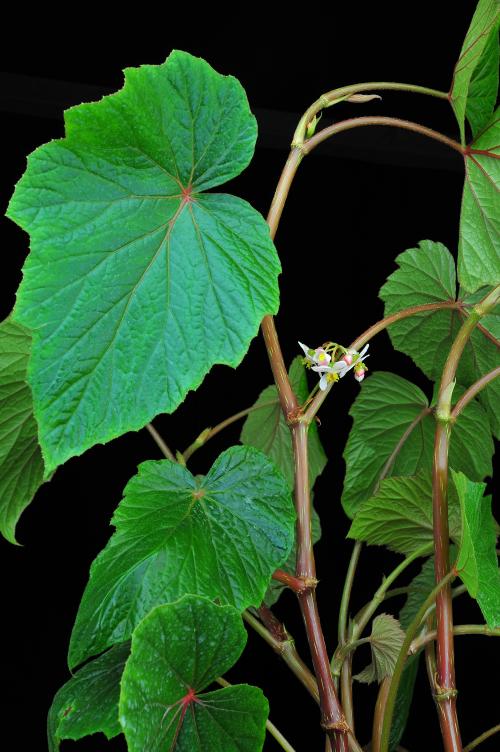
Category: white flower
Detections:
[
  {"x1": 298, "y1": 341, "x2": 331, "y2": 367},
  {"x1": 311, "y1": 344, "x2": 370, "y2": 389}
]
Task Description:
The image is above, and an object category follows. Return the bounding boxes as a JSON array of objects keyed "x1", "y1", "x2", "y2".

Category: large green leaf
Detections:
[
  {"x1": 459, "y1": 109, "x2": 500, "y2": 293},
  {"x1": 379, "y1": 240, "x2": 500, "y2": 436},
  {"x1": 7, "y1": 50, "x2": 280, "y2": 473},
  {"x1": 341, "y1": 372, "x2": 493, "y2": 518},
  {"x1": 453, "y1": 471, "x2": 500, "y2": 627},
  {"x1": 347, "y1": 472, "x2": 461, "y2": 555},
  {"x1": 48, "y1": 642, "x2": 129, "y2": 750},
  {"x1": 0, "y1": 318, "x2": 45, "y2": 543},
  {"x1": 69, "y1": 445, "x2": 294, "y2": 668},
  {"x1": 449, "y1": 0, "x2": 500, "y2": 142},
  {"x1": 241, "y1": 356, "x2": 327, "y2": 490},
  {"x1": 119, "y1": 595, "x2": 268, "y2": 752}
]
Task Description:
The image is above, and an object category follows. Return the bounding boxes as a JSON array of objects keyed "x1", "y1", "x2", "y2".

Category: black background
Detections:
[{"x1": 1, "y1": 4, "x2": 498, "y2": 750}]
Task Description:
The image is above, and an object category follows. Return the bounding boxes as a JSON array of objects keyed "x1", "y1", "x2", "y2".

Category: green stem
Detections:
[
  {"x1": 463, "y1": 724, "x2": 500, "y2": 752},
  {"x1": 380, "y1": 571, "x2": 456, "y2": 752},
  {"x1": 216, "y1": 677, "x2": 297, "y2": 752},
  {"x1": 450, "y1": 365, "x2": 500, "y2": 421},
  {"x1": 293, "y1": 81, "x2": 449, "y2": 146},
  {"x1": 145, "y1": 422, "x2": 176, "y2": 461},
  {"x1": 431, "y1": 285, "x2": 499, "y2": 752},
  {"x1": 409, "y1": 624, "x2": 500, "y2": 654},
  {"x1": 338, "y1": 542, "x2": 362, "y2": 645},
  {"x1": 242, "y1": 609, "x2": 320, "y2": 705},
  {"x1": 182, "y1": 399, "x2": 278, "y2": 461},
  {"x1": 301, "y1": 116, "x2": 463, "y2": 157}
]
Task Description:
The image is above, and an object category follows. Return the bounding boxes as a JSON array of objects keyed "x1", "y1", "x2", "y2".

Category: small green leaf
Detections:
[
  {"x1": 348, "y1": 472, "x2": 461, "y2": 555},
  {"x1": 48, "y1": 642, "x2": 129, "y2": 751},
  {"x1": 119, "y1": 595, "x2": 268, "y2": 752},
  {"x1": 453, "y1": 470, "x2": 500, "y2": 627},
  {"x1": 69, "y1": 445, "x2": 295, "y2": 669},
  {"x1": 342, "y1": 372, "x2": 493, "y2": 518},
  {"x1": 0, "y1": 318, "x2": 45, "y2": 543},
  {"x1": 241, "y1": 356, "x2": 327, "y2": 490},
  {"x1": 7, "y1": 50, "x2": 281, "y2": 473},
  {"x1": 354, "y1": 614, "x2": 405, "y2": 684},
  {"x1": 449, "y1": 0, "x2": 500, "y2": 142},
  {"x1": 379, "y1": 240, "x2": 500, "y2": 436},
  {"x1": 459, "y1": 108, "x2": 500, "y2": 293}
]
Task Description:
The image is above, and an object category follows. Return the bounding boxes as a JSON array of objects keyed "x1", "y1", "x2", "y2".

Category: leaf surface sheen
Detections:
[
  {"x1": 69, "y1": 445, "x2": 295, "y2": 668},
  {"x1": 119, "y1": 595, "x2": 268, "y2": 752},
  {"x1": 0, "y1": 318, "x2": 45, "y2": 543},
  {"x1": 7, "y1": 50, "x2": 281, "y2": 472}
]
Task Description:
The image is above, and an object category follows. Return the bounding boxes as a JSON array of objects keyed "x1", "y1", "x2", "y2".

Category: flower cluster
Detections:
[{"x1": 298, "y1": 341, "x2": 370, "y2": 391}]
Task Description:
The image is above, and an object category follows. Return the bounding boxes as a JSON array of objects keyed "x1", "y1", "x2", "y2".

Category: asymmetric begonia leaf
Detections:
[
  {"x1": 241, "y1": 356, "x2": 327, "y2": 490},
  {"x1": 453, "y1": 471, "x2": 500, "y2": 627},
  {"x1": 354, "y1": 614, "x2": 406, "y2": 684},
  {"x1": 7, "y1": 50, "x2": 281, "y2": 473},
  {"x1": 347, "y1": 472, "x2": 461, "y2": 555},
  {"x1": 119, "y1": 595, "x2": 268, "y2": 752},
  {"x1": 48, "y1": 642, "x2": 129, "y2": 750},
  {"x1": 459, "y1": 108, "x2": 500, "y2": 293},
  {"x1": 379, "y1": 240, "x2": 500, "y2": 436},
  {"x1": 69, "y1": 445, "x2": 294, "y2": 669},
  {"x1": 449, "y1": 0, "x2": 500, "y2": 143},
  {"x1": 0, "y1": 318, "x2": 45, "y2": 543},
  {"x1": 341, "y1": 372, "x2": 493, "y2": 518}
]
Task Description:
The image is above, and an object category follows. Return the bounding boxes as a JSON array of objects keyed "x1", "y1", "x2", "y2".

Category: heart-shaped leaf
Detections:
[
  {"x1": 0, "y1": 318, "x2": 45, "y2": 543},
  {"x1": 379, "y1": 240, "x2": 500, "y2": 436},
  {"x1": 450, "y1": 0, "x2": 500, "y2": 142},
  {"x1": 453, "y1": 470, "x2": 500, "y2": 627},
  {"x1": 7, "y1": 50, "x2": 280, "y2": 473},
  {"x1": 348, "y1": 472, "x2": 461, "y2": 555},
  {"x1": 119, "y1": 595, "x2": 268, "y2": 752},
  {"x1": 241, "y1": 356, "x2": 327, "y2": 490},
  {"x1": 69, "y1": 445, "x2": 294, "y2": 668},
  {"x1": 341, "y1": 372, "x2": 493, "y2": 518},
  {"x1": 48, "y1": 642, "x2": 129, "y2": 751}
]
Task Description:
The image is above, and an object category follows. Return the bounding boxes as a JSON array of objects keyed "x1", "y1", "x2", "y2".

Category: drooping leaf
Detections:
[
  {"x1": 0, "y1": 318, "x2": 45, "y2": 544},
  {"x1": 453, "y1": 470, "x2": 500, "y2": 627},
  {"x1": 459, "y1": 108, "x2": 500, "y2": 293},
  {"x1": 348, "y1": 472, "x2": 461, "y2": 555},
  {"x1": 69, "y1": 445, "x2": 294, "y2": 669},
  {"x1": 379, "y1": 240, "x2": 500, "y2": 436},
  {"x1": 354, "y1": 614, "x2": 406, "y2": 684},
  {"x1": 341, "y1": 372, "x2": 493, "y2": 518},
  {"x1": 264, "y1": 502, "x2": 321, "y2": 607},
  {"x1": 7, "y1": 50, "x2": 280, "y2": 473},
  {"x1": 48, "y1": 642, "x2": 129, "y2": 751},
  {"x1": 449, "y1": 0, "x2": 500, "y2": 142},
  {"x1": 119, "y1": 595, "x2": 268, "y2": 752},
  {"x1": 241, "y1": 356, "x2": 327, "y2": 490}
]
